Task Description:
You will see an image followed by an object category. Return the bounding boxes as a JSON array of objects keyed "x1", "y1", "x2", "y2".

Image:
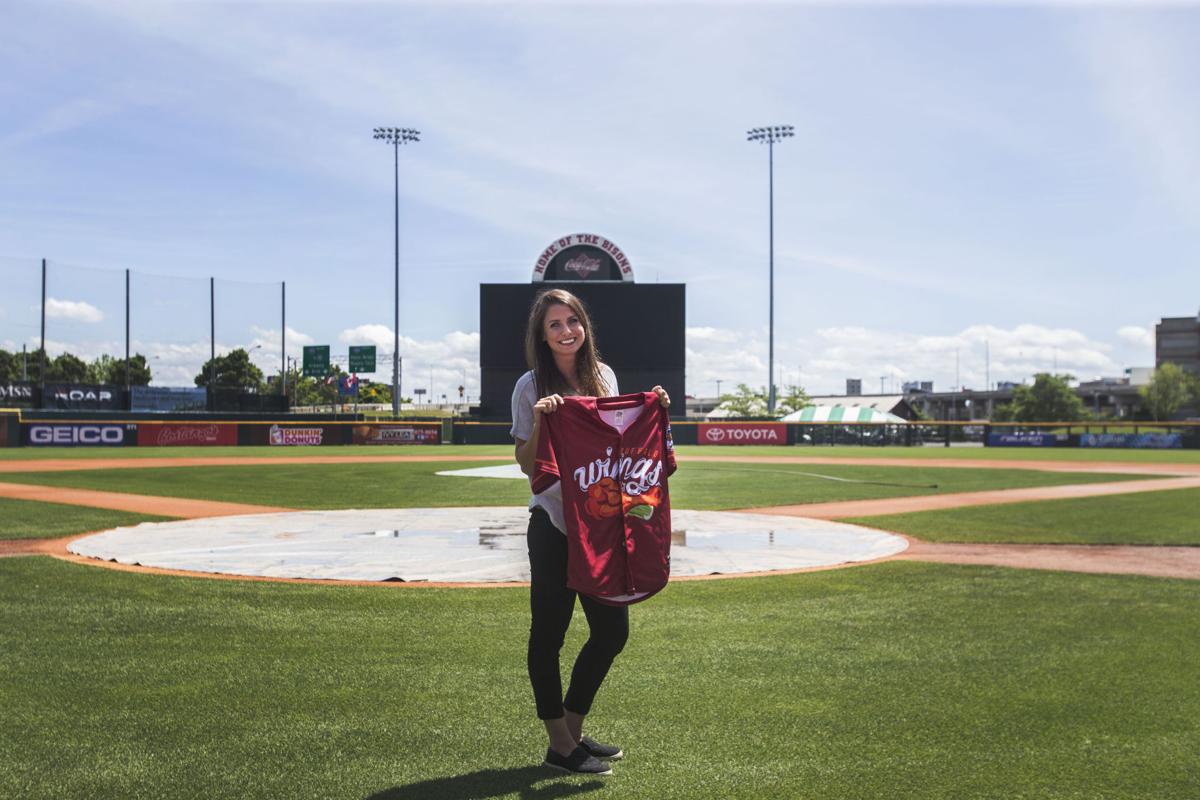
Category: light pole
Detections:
[
  {"x1": 373, "y1": 126, "x2": 420, "y2": 417},
  {"x1": 747, "y1": 124, "x2": 793, "y2": 414}
]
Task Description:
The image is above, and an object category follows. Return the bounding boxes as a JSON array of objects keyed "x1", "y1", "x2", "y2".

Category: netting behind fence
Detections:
[{"x1": 0, "y1": 258, "x2": 285, "y2": 389}]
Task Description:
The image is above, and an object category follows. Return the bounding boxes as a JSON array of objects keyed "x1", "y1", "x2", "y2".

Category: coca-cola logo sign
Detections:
[
  {"x1": 563, "y1": 254, "x2": 603, "y2": 277},
  {"x1": 698, "y1": 423, "x2": 785, "y2": 446}
]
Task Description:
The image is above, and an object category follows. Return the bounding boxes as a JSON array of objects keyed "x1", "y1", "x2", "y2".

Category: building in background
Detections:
[{"x1": 1156, "y1": 312, "x2": 1200, "y2": 376}]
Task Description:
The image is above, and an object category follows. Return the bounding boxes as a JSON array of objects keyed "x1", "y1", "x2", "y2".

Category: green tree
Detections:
[
  {"x1": 716, "y1": 384, "x2": 768, "y2": 418},
  {"x1": 86, "y1": 354, "x2": 119, "y2": 384},
  {"x1": 717, "y1": 383, "x2": 809, "y2": 419},
  {"x1": 358, "y1": 381, "x2": 392, "y2": 405},
  {"x1": 775, "y1": 384, "x2": 811, "y2": 417},
  {"x1": 194, "y1": 348, "x2": 265, "y2": 392},
  {"x1": 90, "y1": 354, "x2": 152, "y2": 385},
  {"x1": 47, "y1": 352, "x2": 89, "y2": 383},
  {"x1": 1140, "y1": 363, "x2": 1195, "y2": 421},
  {"x1": 0, "y1": 349, "x2": 22, "y2": 382},
  {"x1": 1001, "y1": 373, "x2": 1088, "y2": 422}
]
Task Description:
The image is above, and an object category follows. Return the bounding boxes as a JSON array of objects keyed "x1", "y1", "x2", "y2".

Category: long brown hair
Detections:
[{"x1": 524, "y1": 288, "x2": 607, "y2": 397}]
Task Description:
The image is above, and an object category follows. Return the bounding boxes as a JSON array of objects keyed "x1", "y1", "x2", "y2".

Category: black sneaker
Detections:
[
  {"x1": 543, "y1": 746, "x2": 613, "y2": 775},
  {"x1": 579, "y1": 735, "x2": 624, "y2": 761}
]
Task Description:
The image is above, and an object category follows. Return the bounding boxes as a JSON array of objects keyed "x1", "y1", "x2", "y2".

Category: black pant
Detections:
[{"x1": 527, "y1": 507, "x2": 629, "y2": 721}]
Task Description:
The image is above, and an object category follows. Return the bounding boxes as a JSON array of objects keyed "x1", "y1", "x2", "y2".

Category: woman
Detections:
[{"x1": 511, "y1": 288, "x2": 669, "y2": 776}]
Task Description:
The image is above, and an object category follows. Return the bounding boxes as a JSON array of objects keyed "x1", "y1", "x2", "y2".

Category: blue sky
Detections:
[{"x1": 2, "y1": 1, "x2": 1198, "y2": 398}]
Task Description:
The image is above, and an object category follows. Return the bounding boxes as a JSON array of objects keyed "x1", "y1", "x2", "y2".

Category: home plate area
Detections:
[{"x1": 68, "y1": 507, "x2": 908, "y2": 583}]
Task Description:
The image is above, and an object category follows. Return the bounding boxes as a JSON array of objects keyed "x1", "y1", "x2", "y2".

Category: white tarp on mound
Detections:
[{"x1": 68, "y1": 507, "x2": 908, "y2": 583}]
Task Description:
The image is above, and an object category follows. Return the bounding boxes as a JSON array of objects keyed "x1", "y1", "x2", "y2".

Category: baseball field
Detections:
[{"x1": 2, "y1": 444, "x2": 1198, "y2": 799}]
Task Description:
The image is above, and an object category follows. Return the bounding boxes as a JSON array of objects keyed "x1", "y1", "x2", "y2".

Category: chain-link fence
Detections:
[{"x1": 0, "y1": 258, "x2": 285, "y2": 394}]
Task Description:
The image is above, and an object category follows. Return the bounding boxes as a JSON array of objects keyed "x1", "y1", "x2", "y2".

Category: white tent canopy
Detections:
[{"x1": 780, "y1": 405, "x2": 906, "y2": 424}]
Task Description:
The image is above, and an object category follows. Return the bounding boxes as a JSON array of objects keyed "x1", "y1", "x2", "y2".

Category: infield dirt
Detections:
[{"x1": 4, "y1": 453, "x2": 1197, "y2": 581}]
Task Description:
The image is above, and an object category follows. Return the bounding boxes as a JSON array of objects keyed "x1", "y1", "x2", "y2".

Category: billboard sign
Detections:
[
  {"x1": 302, "y1": 345, "x2": 330, "y2": 378},
  {"x1": 25, "y1": 423, "x2": 136, "y2": 447},
  {"x1": 532, "y1": 233, "x2": 634, "y2": 283},
  {"x1": 348, "y1": 346, "x2": 376, "y2": 373},
  {"x1": 1080, "y1": 433, "x2": 1182, "y2": 450},
  {"x1": 697, "y1": 422, "x2": 786, "y2": 446},
  {"x1": 131, "y1": 386, "x2": 208, "y2": 412},
  {"x1": 352, "y1": 424, "x2": 441, "y2": 445},
  {"x1": 43, "y1": 384, "x2": 126, "y2": 411},
  {"x1": 137, "y1": 424, "x2": 238, "y2": 447},
  {"x1": 987, "y1": 432, "x2": 1069, "y2": 447},
  {"x1": 0, "y1": 382, "x2": 36, "y2": 407}
]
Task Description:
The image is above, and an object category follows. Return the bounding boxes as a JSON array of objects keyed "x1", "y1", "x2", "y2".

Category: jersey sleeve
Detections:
[
  {"x1": 530, "y1": 413, "x2": 561, "y2": 494},
  {"x1": 660, "y1": 404, "x2": 677, "y2": 478}
]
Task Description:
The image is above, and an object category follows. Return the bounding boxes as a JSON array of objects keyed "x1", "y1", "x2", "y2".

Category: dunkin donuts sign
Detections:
[
  {"x1": 138, "y1": 424, "x2": 237, "y2": 447},
  {"x1": 697, "y1": 423, "x2": 786, "y2": 446},
  {"x1": 269, "y1": 425, "x2": 324, "y2": 446}
]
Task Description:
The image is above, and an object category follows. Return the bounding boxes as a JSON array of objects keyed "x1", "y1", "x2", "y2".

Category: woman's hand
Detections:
[
  {"x1": 534, "y1": 394, "x2": 565, "y2": 416},
  {"x1": 652, "y1": 385, "x2": 670, "y2": 409}
]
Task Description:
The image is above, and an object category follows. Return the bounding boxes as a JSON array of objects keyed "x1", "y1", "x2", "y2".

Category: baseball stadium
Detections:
[
  {"x1": 6, "y1": 6, "x2": 1200, "y2": 796},
  {"x1": 4, "y1": 234, "x2": 1200, "y2": 800}
]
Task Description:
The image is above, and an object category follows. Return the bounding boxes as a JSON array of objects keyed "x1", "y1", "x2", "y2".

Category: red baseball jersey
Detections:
[{"x1": 532, "y1": 392, "x2": 677, "y2": 605}]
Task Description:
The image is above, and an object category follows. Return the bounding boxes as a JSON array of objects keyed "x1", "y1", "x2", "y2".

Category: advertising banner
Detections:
[
  {"x1": 0, "y1": 382, "x2": 37, "y2": 408},
  {"x1": 352, "y1": 424, "x2": 441, "y2": 445},
  {"x1": 987, "y1": 432, "x2": 1069, "y2": 447},
  {"x1": 241, "y1": 424, "x2": 345, "y2": 447},
  {"x1": 697, "y1": 422, "x2": 786, "y2": 446},
  {"x1": 137, "y1": 424, "x2": 238, "y2": 447},
  {"x1": 43, "y1": 383, "x2": 126, "y2": 411},
  {"x1": 24, "y1": 423, "x2": 136, "y2": 447},
  {"x1": 1080, "y1": 433, "x2": 1182, "y2": 450},
  {"x1": 131, "y1": 386, "x2": 208, "y2": 412}
]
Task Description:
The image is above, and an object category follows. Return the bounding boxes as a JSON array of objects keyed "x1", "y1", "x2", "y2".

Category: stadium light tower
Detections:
[
  {"x1": 373, "y1": 126, "x2": 421, "y2": 416},
  {"x1": 746, "y1": 124, "x2": 793, "y2": 414}
]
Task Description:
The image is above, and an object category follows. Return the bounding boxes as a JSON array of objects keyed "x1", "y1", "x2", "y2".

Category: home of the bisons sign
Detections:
[{"x1": 532, "y1": 233, "x2": 634, "y2": 283}]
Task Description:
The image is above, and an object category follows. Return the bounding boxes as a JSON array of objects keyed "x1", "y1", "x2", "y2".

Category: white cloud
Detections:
[
  {"x1": 685, "y1": 322, "x2": 1124, "y2": 397},
  {"x1": 1117, "y1": 325, "x2": 1153, "y2": 350},
  {"x1": 340, "y1": 324, "x2": 396, "y2": 350},
  {"x1": 336, "y1": 326, "x2": 480, "y2": 397},
  {"x1": 41, "y1": 297, "x2": 105, "y2": 323}
]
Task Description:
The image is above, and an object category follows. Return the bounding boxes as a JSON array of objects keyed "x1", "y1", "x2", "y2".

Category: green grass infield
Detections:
[
  {"x1": 0, "y1": 497, "x2": 170, "y2": 541},
  {"x1": 1, "y1": 558, "x2": 1197, "y2": 799},
  {"x1": 0, "y1": 461, "x2": 1146, "y2": 511},
  {"x1": 846, "y1": 487, "x2": 1200, "y2": 546}
]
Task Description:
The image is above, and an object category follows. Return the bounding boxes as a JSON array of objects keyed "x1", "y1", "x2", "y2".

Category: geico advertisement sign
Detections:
[
  {"x1": 26, "y1": 424, "x2": 133, "y2": 447},
  {"x1": 698, "y1": 423, "x2": 785, "y2": 445}
]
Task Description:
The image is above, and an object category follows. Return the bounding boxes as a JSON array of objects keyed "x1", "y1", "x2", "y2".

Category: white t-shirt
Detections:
[{"x1": 510, "y1": 364, "x2": 619, "y2": 534}]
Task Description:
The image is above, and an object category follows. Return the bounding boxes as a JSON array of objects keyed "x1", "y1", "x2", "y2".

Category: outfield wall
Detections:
[{"x1": 3, "y1": 411, "x2": 1198, "y2": 449}]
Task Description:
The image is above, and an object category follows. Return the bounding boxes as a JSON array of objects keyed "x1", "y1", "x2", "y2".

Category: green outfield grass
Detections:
[
  {"x1": 0, "y1": 461, "x2": 1146, "y2": 512},
  {"x1": 0, "y1": 497, "x2": 170, "y2": 541},
  {"x1": 2, "y1": 442, "x2": 1200, "y2": 464},
  {"x1": 0, "y1": 444, "x2": 514, "y2": 460},
  {"x1": 1, "y1": 557, "x2": 1196, "y2": 800},
  {"x1": 846, "y1": 487, "x2": 1200, "y2": 547},
  {"x1": 0, "y1": 496, "x2": 170, "y2": 542}
]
